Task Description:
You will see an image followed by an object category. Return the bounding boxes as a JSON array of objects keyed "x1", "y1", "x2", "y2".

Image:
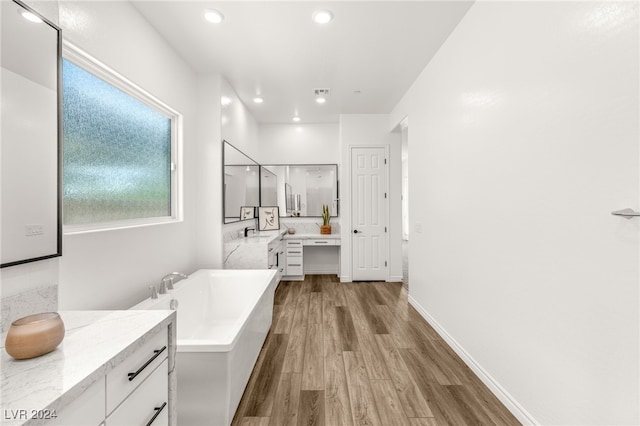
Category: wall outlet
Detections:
[{"x1": 25, "y1": 225, "x2": 44, "y2": 236}]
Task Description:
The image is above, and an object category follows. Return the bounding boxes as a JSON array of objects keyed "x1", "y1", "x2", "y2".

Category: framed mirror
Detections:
[
  {"x1": 1, "y1": 0, "x2": 62, "y2": 267},
  {"x1": 223, "y1": 141, "x2": 259, "y2": 223},
  {"x1": 262, "y1": 165, "x2": 338, "y2": 218}
]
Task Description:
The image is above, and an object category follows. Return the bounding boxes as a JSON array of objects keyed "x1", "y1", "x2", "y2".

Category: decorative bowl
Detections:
[
  {"x1": 5, "y1": 312, "x2": 65, "y2": 360},
  {"x1": 287, "y1": 228, "x2": 296, "y2": 234}
]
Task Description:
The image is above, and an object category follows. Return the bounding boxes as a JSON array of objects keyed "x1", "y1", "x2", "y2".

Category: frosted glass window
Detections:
[{"x1": 62, "y1": 59, "x2": 173, "y2": 226}]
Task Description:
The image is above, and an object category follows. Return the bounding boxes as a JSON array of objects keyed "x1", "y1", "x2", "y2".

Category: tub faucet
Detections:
[
  {"x1": 149, "y1": 285, "x2": 158, "y2": 299},
  {"x1": 160, "y1": 272, "x2": 189, "y2": 293},
  {"x1": 244, "y1": 226, "x2": 255, "y2": 237}
]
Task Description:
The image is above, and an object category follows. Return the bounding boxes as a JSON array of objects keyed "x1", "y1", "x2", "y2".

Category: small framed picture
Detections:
[
  {"x1": 258, "y1": 206, "x2": 280, "y2": 231},
  {"x1": 240, "y1": 206, "x2": 255, "y2": 220}
]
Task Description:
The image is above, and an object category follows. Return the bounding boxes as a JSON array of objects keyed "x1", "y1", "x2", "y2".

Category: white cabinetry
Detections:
[
  {"x1": 43, "y1": 327, "x2": 169, "y2": 426},
  {"x1": 285, "y1": 240, "x2": 303, "y2": 278},
  {"x1": 268, "y1": 237, "x2": 286, "y2": 282}
]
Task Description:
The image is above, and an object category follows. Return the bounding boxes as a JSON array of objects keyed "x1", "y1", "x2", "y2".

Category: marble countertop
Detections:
[
  {"x1": 225, "y1": 229, "x2": 286, "y2": 246},
  {"x1": 283, "y1": 233, "x2": 341, "y2": 240},
  {"x1": 1, "y1": 310, "x2": 176, "y2": 426}
]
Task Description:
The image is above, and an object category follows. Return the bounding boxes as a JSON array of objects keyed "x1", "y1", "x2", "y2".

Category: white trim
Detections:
[
  {"x1": 339, "y1": 275, "x2": 351, "y2": 283},
  {"x1": 387, "y1": 275, "x2": 403, "y2": 282},
  {"x1": 61, "y1": 40, "x2": 184, "y2": 233},
  {"x1": 408, "y1": 295, "x2": 540, "y2": 426}
]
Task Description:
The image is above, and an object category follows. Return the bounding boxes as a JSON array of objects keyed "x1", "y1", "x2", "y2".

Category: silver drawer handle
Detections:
[
  {"x1": 612, "y1": 208, "x2": 640, "y2": 219},
  {"x1": 289, "y1": 264, "x2": 301, "y2": 266}
]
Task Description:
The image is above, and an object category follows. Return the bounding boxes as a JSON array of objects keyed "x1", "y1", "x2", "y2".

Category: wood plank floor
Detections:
[{"x1": 232, "y1": 275, "x2": 520, "y2": 426}]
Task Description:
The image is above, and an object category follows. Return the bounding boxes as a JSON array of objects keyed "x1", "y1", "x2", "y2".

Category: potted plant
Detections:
[{"x1": 320, "y1": 204, "x2": 331, "y2": 234}]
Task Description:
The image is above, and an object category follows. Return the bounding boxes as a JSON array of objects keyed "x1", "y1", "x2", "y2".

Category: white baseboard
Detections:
[
  {"x1": 340, "y1": 275, "x2": 351, "y2": 283},
  {"x1": 408, "y1": 295, "x2": 539, "y2": 426},
  {"x1": 387, "y1": 275, "x2": 403, "y2": 282}
]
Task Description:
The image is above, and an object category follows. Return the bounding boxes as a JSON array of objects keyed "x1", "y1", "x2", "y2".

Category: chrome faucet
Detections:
[
  {"x1": 244, "y1": 226, "x2": 255, "y2": 237},
  {"x1": 149, "y1": 285, "x2": 158, "y2": 299},
  {"x1": 159, "y1": 272, "x2": 189, "y2": 294}
]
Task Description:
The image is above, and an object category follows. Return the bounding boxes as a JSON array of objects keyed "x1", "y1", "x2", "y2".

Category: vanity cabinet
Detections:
[
  {"x1": 47, "y1": 377, "x2": 105, "y2": 426},
  {"x1": 285, "y1": 240, "x2": 303, "y2": 277},
  {"x1": 268, "y1": 237, "x2": 286, "y2": 282},
  {"x1": 47, "y1": 328, "x2": 169, "y2": 426},
  {"x1": 1, "y1": 311, "x2": 175, "y2": 426}
]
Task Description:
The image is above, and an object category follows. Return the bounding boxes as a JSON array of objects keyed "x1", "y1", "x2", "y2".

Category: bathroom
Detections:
[{"x1": 2, "y1": 1, "x2": 639, "y2": 425}]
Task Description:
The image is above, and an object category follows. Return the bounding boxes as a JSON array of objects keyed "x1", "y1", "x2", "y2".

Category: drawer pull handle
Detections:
[
  {"x1": 145, "y1": 402, "x2": 167, "y2": 426},
  {"x1": 314, "y1": 241, "x2": 328, "y2": 244},
  {"x1": 289, "y1": 264, "x2": 301, "y2": 266},
  {"x1": 288, "y1": 251, "x2": 301, "y2": 254},
  {"x1": 128, "y1": 346, "x2": 167, "y2": 381}
]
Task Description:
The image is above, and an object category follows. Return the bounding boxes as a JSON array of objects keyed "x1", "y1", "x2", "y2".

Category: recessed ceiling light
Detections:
[
  {"x1": 312, "y1": 9, "x2": 334, "y2": 24},
  {"x1": 293, "y1": 116, "x2": 301, "y2": 122},
  {"x1": 220, "y1": 96, "x2": 232, "y2": 106},
  {"x1": 315, "y1": 97, "x2": 326, "y2": 104},
  {"x1": 253, "y1": 97, "x2": 264, "y2": 104},
  {"x1": 204, "y1": 9, "x2": 224, "y2": 24},
  {"x1": 19, "y1": 9, "x2": 43, "y2": 23}
]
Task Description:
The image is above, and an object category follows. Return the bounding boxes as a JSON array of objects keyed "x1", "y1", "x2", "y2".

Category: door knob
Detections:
[{"x1": 353, "y1": 230, "x2": 359, "y2": 234}]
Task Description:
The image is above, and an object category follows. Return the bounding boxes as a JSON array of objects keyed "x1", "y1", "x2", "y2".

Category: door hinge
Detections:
[
  {"x1": 385, "y1": 226, "x2": 387, "y2": 233},
  {"x1": 384, "y1": 192, "x2": 387, "y2": 199},
  {"x1": 384, "y1": 158, "x2": 387, "y2": 165},
  {"x1": 385, "y1": 261, "x2": 388, "y2": 267}
]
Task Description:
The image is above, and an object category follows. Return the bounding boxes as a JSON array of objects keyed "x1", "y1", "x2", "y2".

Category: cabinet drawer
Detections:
[
  {"x1": 106, "y1": 329, "x2": 167, "y2": 414},
  {"x1": 286, "y1": 248, "x2": 303, "y2": 257},
  {"x1": 286, "y1": 240, "x2": 302, "y2": 247},
  {"x1": 48, "y1": 376, "x2": 105, "y2": 426},
  {"x1": 286, "y1": 263, "x2": 303, "y2": 276},
  {"x1": 303, "y1": 239, "x2": 336, "y2": 246},
  {"x1": 107, "y1": 359, "x2": 168, "y2": 426}
]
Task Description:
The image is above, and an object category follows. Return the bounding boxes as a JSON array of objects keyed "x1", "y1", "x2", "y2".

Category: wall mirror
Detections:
[
  {"x1": 1, "y1": 0, "x2": 62, "y2": 267},
  {"x1": 262, "y1": 165, "x2": 339, "y2": 218},
  {"x1": 223, "y1": 141, "x2": 259, "y2": 223}
]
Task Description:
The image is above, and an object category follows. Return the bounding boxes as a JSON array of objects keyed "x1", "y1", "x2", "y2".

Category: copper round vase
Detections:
[
  {"x1": 5, "y1": 312, "x2": 65, "y2": 360},
  {"x1": 320, "y1": 225, "x2": 332, "y2": 235}
]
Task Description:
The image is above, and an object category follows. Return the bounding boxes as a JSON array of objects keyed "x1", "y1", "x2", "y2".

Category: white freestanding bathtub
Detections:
[{"x1": 130, "y1": 269, "x2": 278, "y2": 426}]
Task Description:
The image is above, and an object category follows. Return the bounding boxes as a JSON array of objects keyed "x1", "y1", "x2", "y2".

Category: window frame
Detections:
[{"x1": 62, "y1": 41, "x2": 183, "y2": 234}]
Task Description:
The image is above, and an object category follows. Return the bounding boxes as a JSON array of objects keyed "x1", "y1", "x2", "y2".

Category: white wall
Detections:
[
  {"x1": 340, "y1": 115, "x2": 402, "y2": 282},
  {"x1": 57, "y1": 1, "x2": 200, "y2": 310},
  {"x1": 195, "y1": 74, "x2": 223, "y2": 268},
  {"x1": 221, "y1": 79, "x2": 260, "y2": 161},
  {"x1": 391, "y1": 2, "x2": 639, "y2": 425},
  {"x1": 258, "y1": 123, "x2": 339, "y2": 164}
]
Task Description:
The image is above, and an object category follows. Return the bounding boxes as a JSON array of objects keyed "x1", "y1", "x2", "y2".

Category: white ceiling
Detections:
[{"x1": 132, "y1": 1, "x2": 473, "y2": 124}]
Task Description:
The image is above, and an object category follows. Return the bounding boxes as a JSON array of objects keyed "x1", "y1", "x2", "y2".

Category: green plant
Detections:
[{"x1": 322, "y1": 204, "x2": 330, "y2": 226}]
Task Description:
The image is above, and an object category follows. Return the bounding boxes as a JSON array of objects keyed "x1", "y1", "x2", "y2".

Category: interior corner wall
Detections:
[
  {"x1": 390, "y1": 2, "x2": 639, "y2": 425},
  {"x1": 57, "y1": 1, "x2": 200, "y2": 310},
  {"x1": 339, "y1": 114, "x2": 402, "y2": 283}
]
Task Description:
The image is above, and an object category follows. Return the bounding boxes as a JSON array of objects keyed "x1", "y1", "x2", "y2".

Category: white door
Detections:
[{"x1": 351, "y1": 147, "x2": 387, "y2": 281}]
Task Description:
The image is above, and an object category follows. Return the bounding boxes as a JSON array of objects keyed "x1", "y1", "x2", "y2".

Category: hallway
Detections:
[{"x1": 232, "y1": 275, "x2": 520, "y2": 426}]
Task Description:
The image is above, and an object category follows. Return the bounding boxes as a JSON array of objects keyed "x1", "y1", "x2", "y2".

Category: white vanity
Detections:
[
  {"x1": 1, "y1": 310, "x2": 176, "y2": 426},
  {"x1": 223, "y1": 229, "x2": 341, "y2": 280}
]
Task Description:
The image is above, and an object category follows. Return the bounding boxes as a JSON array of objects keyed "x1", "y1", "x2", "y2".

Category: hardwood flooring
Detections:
[{"x1": 232, "y1": 275, "x2": 520, "y2": 426}]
